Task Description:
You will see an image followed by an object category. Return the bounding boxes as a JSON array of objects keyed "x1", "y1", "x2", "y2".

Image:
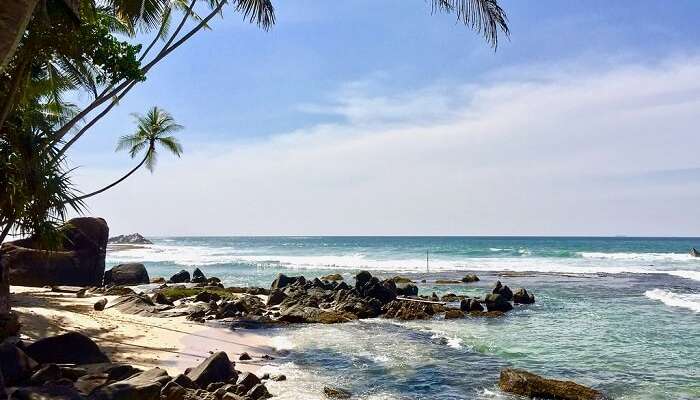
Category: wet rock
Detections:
[
  {"x1": 238, "y1": 352, "x2": 251, "y2": 361},
  {"x1": 160, "y1": 381, "x2": 186, "y2": 400},
  {"x1": 103, "y1": 263, "x2": 149, "y2": 286},
  {"x1": 191, "y1": 268, "x2": 207, "y2": 284},
  {"x1": 270, "y1": 274, "x2": 303, "y2": 291},
  {"x1": 108, "y1": 233, "x2": 152, "y2": 245},
  {"x1": 484, "y1": 293, "x2": 513, "y2": 312},
  {"x1": 382, "y1": 300, "x2": 444, "y2": 321},
  {"x1": 354, "y1": 271, "x2": 372, "y2": 288},
  {"x1": 0, "y1": 343, "x2": 37, "y2": 385},
  {"x1": 444, "y1": 309, "x2": 465, "y2": 319},
  {"x1": 94, "y1": 298, "x2": 108, "y2": 311},
  {"x1": 236, "y1": 373, "x2": 260, "y2": 394},
  {"x1": 440, "y1": 293, "x2": 464, "y2": 302},
  {"x1": 460, "y1": 298, "x2": 484, "y2": 312},
  {"x1": 246, "y1": 383, "x2": 271, "y2": 400},
  {"x1": 185, "y1": 352, "x2": 236, "y2": 388},
  {"x1": 169, "y1": 270, "x2": 190, "y2": 284},
  {"x1": 492, "y1": 281, "x2": 513, "y2": 301},
  {"x1": 266, "y1": 289, "x2": 286, "y2": 307},
  {"x1": 323, "y1": 386, "x2": 352, "y2": 399},
  {"x1": 321, "y1": 274, "x2": 343, "y2": 281},
  {"x1": 395, "y1": 283, "x2": 418, "y2": 297},
  {"x1": 25, "y1": 332, "x2": 109, "y2": 365},
  {"x1": 270, "y1": 374, "x2": 286, "y2": 382},
  {"x1": 468, "y1": 310, "x2": 505, "y2": 318},
  {"x1": 513, "y1": 288, "x2": 535, "y2": 304},
  {"x1": 499, "y1": 368, "x2": 609, "y2": 400},
  {"x1": 435, "y1": 280, "x2": 461, "y2": 284},
  {"x1": 391, "y1": 276, "x2": 413, "y2": 283},
  {"x1": 461, "y1": 274, "x2": 480, "y2": 283}
]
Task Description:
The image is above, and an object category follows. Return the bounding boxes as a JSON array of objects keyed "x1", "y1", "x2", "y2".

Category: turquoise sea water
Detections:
[{"x1": 107, "y1": 237, "x2": 700, "y2": 399}]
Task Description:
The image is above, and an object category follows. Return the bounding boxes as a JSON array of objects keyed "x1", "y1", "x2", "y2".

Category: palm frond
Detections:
[
  {"x1": 157, "y1": 135, "x2": 183, "y2": 156},
  {"x1": 233, "y1": 0, "x2": 275, "y2": 31},
  {"x1": 430, "y1": 0, "x2": 509, "y2": 48}
]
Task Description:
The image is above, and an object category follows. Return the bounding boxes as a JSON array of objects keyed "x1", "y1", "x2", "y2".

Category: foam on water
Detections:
[{"x1": 645, "y1": 289, "x2": 700, "y2": 312}]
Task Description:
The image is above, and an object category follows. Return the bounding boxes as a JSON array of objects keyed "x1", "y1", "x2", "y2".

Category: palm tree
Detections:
[{"x1": 72, "y1": 106, "x2": 183, "y2": 202}]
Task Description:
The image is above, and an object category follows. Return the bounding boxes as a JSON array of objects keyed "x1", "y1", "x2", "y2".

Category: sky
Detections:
[{"x1": 69, "y1": 0, "x2": 700, "y2": 236}]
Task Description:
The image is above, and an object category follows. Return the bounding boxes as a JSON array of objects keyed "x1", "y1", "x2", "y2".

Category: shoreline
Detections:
[{"x1": 10, "y1": 286, "x2": 276, "y2": 375}]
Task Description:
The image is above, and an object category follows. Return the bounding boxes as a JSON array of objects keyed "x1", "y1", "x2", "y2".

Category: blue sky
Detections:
[{"x1": 70, "y1": 1, "x2": 700, "y2": 235}]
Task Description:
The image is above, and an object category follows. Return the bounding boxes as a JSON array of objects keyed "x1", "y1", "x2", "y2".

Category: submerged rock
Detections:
[
  {"x1": 323, "y1": 386, "x2": 352, "y2": 399},
  {"x1": 484, "y1": 293, "x2": 513, "y2": 312},
  {"x1": 499, "y1": 368, "x2": 608, "y2": 400},
  {"x1": 461, "y1": 274, "x2": 480, "y2": 283},
  {"x1": 444, "y1": 309, "x2": 465, "y2": 319}
]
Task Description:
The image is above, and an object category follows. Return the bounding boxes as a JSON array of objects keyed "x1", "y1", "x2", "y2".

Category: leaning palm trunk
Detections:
[
  {"x1": 0, "y1": 0, "x2": 39, "y2": 72},
  {"x1": 70, "y1": 147, "x2": 152, "y2": 203}
]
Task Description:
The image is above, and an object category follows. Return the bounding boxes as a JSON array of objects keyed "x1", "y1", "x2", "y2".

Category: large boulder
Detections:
[
  {"x1": 168, "y1": 270, "x2": 190, "y2": 284},
  {"x1": 9, "y1": 385, "x2": 86, "y2": 400},
  {"x1": 93, "y1": 368, "x2": 170, "y2": 400},
  {"x1": 395, "y1": 282, "x2": 418, "y2": 296},
  {"x1": 2, "y1": 217, "x2": 109, "y2": 287},
  {"x1": 499, "y1": 368, "x2": 608, "y2": 400},
  {"x1": 484, "y1": 293, "x2": 513, "y2": 312},
  {"x1": 103, "y1": 263, "x2": 150, "y2": 286},
  {"x1": 25, "y1": 332, "x2": 110, "y2": 365},
  {"x1": 185, "y1": 352, "x2": 236, "y2": 388},
  {"x1": 0, "y1": 342, "x2": 37, "y2": 385},
  {"x1": 270, "y1": 274, "x2": 303, "y2": 291},
  {"x1": 191, "y1": 268, "x2": 206, "y2": 284},
  {"x1": 460, "y1": 298, "x2": 484, "y2": 312},
  {"x1": 492, "y1": 281, "x2": 513, "y2": 301},
  {"x1": 461, "y1": 274, "x2": 480, "y2": 283}
]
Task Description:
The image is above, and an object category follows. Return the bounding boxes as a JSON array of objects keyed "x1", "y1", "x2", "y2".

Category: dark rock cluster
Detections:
[{"x1": 0, "y1": 332, "x2": 274, "y2": 400}]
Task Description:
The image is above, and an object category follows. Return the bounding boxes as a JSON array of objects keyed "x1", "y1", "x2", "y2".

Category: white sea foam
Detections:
[
  {"x1": 106, "y1": 244, "x2": 700, "y2": 282},
  {"x1": 645, "y1": 289, "x2": 700, "y2": 312}
]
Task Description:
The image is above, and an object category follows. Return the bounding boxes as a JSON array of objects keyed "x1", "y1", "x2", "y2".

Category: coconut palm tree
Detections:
[{"x1": 72, "y1": 106, "x2": 183, "y2": 202}]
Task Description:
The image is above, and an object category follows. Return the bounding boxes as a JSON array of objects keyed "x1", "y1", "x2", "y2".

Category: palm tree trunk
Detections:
[
  {"x1": 70, "y1": 147, "x2": 152, "y2": 203},
  {"x1": 0, "y1": 0, "x2": 39, "y2": 73}
]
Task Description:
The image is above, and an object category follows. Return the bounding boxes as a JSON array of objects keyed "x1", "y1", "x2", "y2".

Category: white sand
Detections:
[{"x1": 10, "y1": 286, "x2": 276, "y2": 374}]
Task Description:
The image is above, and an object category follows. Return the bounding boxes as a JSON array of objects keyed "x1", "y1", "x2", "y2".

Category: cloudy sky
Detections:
[{"x1": 69, "y1": 0, "x2": 700, "y2": 236}]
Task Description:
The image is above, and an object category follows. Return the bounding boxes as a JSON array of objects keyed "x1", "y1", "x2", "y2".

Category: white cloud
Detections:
[{"x1": 73, "y1": 56, "x2": 700, "y2": 236}]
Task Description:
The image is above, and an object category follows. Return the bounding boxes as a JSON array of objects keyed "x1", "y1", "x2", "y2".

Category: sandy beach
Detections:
[{"x1": 10, "y1": 286, "x2": 276, "y2": 375}]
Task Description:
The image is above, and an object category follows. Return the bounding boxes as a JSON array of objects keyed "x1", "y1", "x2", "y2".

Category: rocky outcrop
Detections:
[
  {"x1": 499, "y1": 368, "x2": 609, "y2": 400},
  {"x1": 484, "y1": 293, "x2": 513, "y2": 312},
  {"x1": 461, "y1": 274, "x2": 480, "y2": 283},
  {"x1": 2, "y1": 217, "x2": 109, "y2": 287},
  {"x1": 513, "y1": 288, "x2": 535, "y2": 304},
  {"x1": 185, "y1": 352, "x2": 236, "y2": 388},
  {"x1": 25, "y1": 332, "x2": 110, "y2": 365},
  {"x1": 108, "y1": 233, "x2": 152, "y2": 245},
  {"x1": 320, "y1": 274, "x2": 343, "y2": 281},
  {"x1": 191, "y1": 268, "x2": 207, "y2": 284},
  {"x1": 492, "y1": 281, "x2": 513, "y2": 301},
  {"x1": 382, "y1": 299, "x2": 445, "y2": 320},
  {"x1": 103, "y1": 263, "x2": 150, "y2": 286},
  {"x1": 324, "y1": 386, "x2": 352, "y2": 399},
  {"x1": 460, "y1": 298, "x2": 484, "y2": 312}
]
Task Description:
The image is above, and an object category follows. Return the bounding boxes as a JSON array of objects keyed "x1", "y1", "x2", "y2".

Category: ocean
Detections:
[{"x1": 107, "y1": 236, "x2": 700, "y2": 399}]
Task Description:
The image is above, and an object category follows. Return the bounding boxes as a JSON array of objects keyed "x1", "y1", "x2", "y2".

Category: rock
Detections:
[
  {"x1": 103, "y1": 287, "x2": 135, "y2": 296},
  {"x1": 103, "y1": 263, "x2": 150, "y2": 286},
  {"x1": 59, "y1": 367, "x2": 87, "y2": 381},
  {"x1": 29, "y1": 364, "x2": 62, "y2": 385},
  {"x1": 461, "y1": 274, "x2": 479, "y2": 283},
  {"x1": 266, "y1": 289, "x2": 286, "y2": 307},
  {"x1": 391, "y1": 276, "x2": 413, "y2": 283},
  {"x1": 354, "y1": 271, "x2": 372, "y2": 288},
  {"x1": 468, "y1": 310, "x2": 505, "y2": 318},
  {"x1": 171, "y1": 374, "x2": 195, "y2": 389},
  {"x1": 185, "y1": 352, "x2": 236, "y2": 388},
  {"x1": 492, "y1": 281, "x2": 513, "y2": 301},
  {"x1": 0, "y1": 343, "x2": 37, "y2": 385},
  {"x1": 440, "y1": 293, "x2": 464, "y2": 302},
  {"x1": 194, "y1": 291, "x2": 220, "y2": 303},
  {"x1": 107, "y1": 233, "x2": 152, "y2": 245},
  {"x1": 25, "y1": 332, "x2": 110, "y2": 365},
  {"x1": 74, "y1": 373, "x2": 111, "y2": 396},
  {"x1": 76, "y1": 288, "x2": 87, "y2": 298},
  {"x1": 160, "y1": 381, "x2": 186, "y2": 400},
  {"x1": 270, "y1": 374, "x2": 286, "y2": 382},
  {"x1": 278, "y1": 305, "x2": 351, "y2": 324},
  {"x1": 484, "y1": 293, "x2": 513, "y2": 312},
  {"x1": 435, "y1": 280, "x2": 461, "y2": 284},
  {"x1": 94, "y1": 298, "x2": 108, "y2": 311},
  {"x1": 513, "y1": 288, "x2": 535, "y2": 304},
  {"x1": 270, "y1": 274, "x2": 303, "y2": 291},
  {"x1": 2, "y1": 217, "x2": 109, "y2": 287},
  {"x1": 323, "y1": 386, "x2": 352, "y2": 399},
  {"x1": 246, "y1": 383, "x2": 271, "y2": 400},
  {"x1": 395, "y1": 283, "x2": 418, "y2": 296},
  {"x1": 238, "y1": 352, "x2": 251, "y2": 361},
  {"x1": 444, "y1": 309, "x2": 465, "y2": 319},
  {"x1": 92, "y1": 368, "x2": 169, "y2": 400},
  {"x1": 169, "y1": 270, "x2": 190, "y2": 284},
  {"x1": 236, "y1": 373, "x2": 261, "y2": 393},
  {"x1": 151, "y1": 292, "x2": 173, "y2": 306},
  {"x1": 150, "y1": 277, "x2": 166, "y2": 284},
  {"x1": 108, "y1": 295, "x2": 159, "y2": 316},
  {"x1": 499, "y1": 368, "x2": 608, "y2": 400},
  {"x1": 191, "y1": 268, "x2": 206, "y2": 284},
  {"x1": 9, "y1": 385, "x2": 86, "y2": 400},
  {"x1": 460, "y1": 298, "x2": 484, "y2": 312},
  {"x1": 321, "y1": 274, "x2": 343, "y2": 281},
  {"x1": 382, "y1": 300, "x2": 444, "y2": 321}
]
